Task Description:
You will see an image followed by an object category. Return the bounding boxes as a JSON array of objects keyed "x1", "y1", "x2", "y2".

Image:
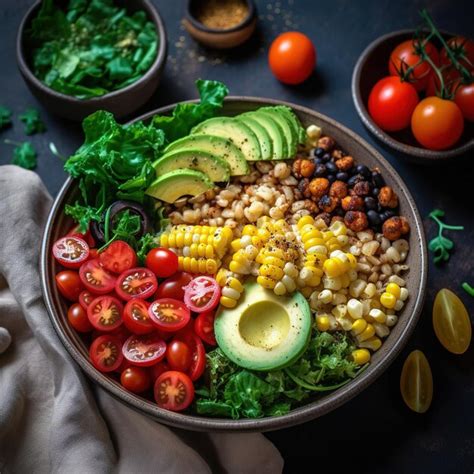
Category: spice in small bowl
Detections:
[{"x1": 184, "y1": 0, "x2": 257, "y2": 49}]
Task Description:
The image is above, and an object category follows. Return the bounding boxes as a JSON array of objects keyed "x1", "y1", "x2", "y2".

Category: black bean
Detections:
[
  {"x1": 347, "y1": 174, "x2": 363, "y2": 186},
  {"x1": 321, "y1": 153, "x2": 331, "y2": 162},
  {"x1": 314, "y1": 164, "x2": 327, "y2": 177},
  {"x1": 372, "y1": 171, "x2": 385, "y2": 188},
  {"x1": 364, "y1": 197, "x2": 377, "y2": 210},
  {"x1": 356, "y1": 164, "x2": 371, "y2": 178},
  {"x1": 379, "y1": 210, "x2": 395, "y2": 222},
  {"x1": 326, "y1": 161, "x2": 338, "y2": 173},
  {"x1": 367, "y1": 210, "x2": 382, "y2": 227},
  {"x1": 372, "y1": 187, "x2": 380, "y2": 197},
  {"x1": 336, "y1": 171, "x2": 349, "y2": 182},
  {"x1": 314, "y1": 157, "x2": 324, "y2": 165},
  {"x1": 377, "y1": 203, "x2": 383, "y2": 212},
  {"x1": 327, "y1": 174, "x2": 336, "y2": 183},
  {"x1": 313, "y1": 147, "x2": 325, "y2": 158},
  {"x1": 333, "y1": 206, "x2": 345, "y2": 217}
]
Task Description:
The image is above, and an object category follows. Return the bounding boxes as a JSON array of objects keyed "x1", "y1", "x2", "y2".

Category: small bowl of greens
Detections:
[{"x1": 17, "y1": 0, "x2": 167, "y2": 121}]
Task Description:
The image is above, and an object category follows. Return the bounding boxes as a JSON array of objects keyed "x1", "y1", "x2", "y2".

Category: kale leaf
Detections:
[
  {"x1": 0, "y1": 106, "x2": 12, "y2": 131},
  {"x1": 9, "y1": 141, "x2": 38, "y2": 170},
  {"x1": 19, "y1": 108, "x2": 47, "y2": 135}
]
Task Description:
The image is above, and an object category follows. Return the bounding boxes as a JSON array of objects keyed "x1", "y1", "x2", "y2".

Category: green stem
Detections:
[
  {"x1": 103, "y1": 204, "x2": 113, "y2": 243},
  {"x1": 284, "y1": 369, "x2": 352, "y2": 392},
  {"x1": 3, "y1": 139, "x2": 22, "y2": 147}
]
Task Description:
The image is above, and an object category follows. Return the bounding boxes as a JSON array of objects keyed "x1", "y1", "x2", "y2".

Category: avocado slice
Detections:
[
  {"x1": 191, "y1": 117, "x2": 261, "y2": 161},
  {"x1": 270, "y1": 106, "x2": 306, "y2": 145},
  {"x1": 153, "y1": 149, "x2": 230, "y2": 182},
  {"x1": 146, "y1": 169, "x2": 213, "y2": 203},
  {"x1": 214, "y1": 281, "x2": 312, "y2": 371},
  {"x1": 239, "y1": 111, "x2": 287, "y2": 160},
  {"x1": 236, "y1": 116, "x2": 273, "y2": 160},
  {"x1": 164, "y1": 135, "x2": 249, "y2": 176},
  {"x1": 258, "y1": 108, "x2": 297, "y2": 158}
]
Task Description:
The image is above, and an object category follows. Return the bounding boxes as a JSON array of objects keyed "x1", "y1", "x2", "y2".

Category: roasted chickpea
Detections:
[
  {"x1": 331, "y1": 149, "x2": 344, "y2": 160},
  {"x1": 341, "y1": 195, "x2": 364, "y2": 211},
  {"x1": 378, "y1": 186, "x2": 399, "y2": 208},
  {"x1": 300, "y1": 159, "x2": 316, "y2": 178},
  {"x1": 382, "y1": 216, "x2": 410, "y2": 240},
  {"x1": 353, "y1": 181, "x2": 371, "y2": 197},
  {"x1": 344, "y1": 211, "x2": 368, "y2": 232},
  {"x1": 318, "y1": 195, "x2": 339, "y2": 213},
  {"x1": 298, "y1": 177, "x2": 312, "y2": 198},
  {"x1": 309, "y1": 177, "x2": 330, "y2": 200},
  {"x1": 329, "y1": 180, "x2": 348, "y2": 199},
  {"x1": 303, "y1": 199, "x2": 318, "y2": 213},
  {"x1": 330, "y1": 215, "x2": 344, "y2": 225},
  {"x1": 335, "y1": 155, "x2": 354, "y2": 171},
  {"x1": 292, "y1": 158, "x2": 303, "y2": 178},
  {"x1": 317, "y1": 136, "x2": 335, "y2": 151}
]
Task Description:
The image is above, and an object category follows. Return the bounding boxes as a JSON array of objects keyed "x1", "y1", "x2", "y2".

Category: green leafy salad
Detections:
[{"x1": 27, "y1": 0, "x2": 159, "y2": 99}]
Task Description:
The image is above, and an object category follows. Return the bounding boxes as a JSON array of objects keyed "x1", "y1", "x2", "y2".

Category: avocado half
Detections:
[{"x1": 214, "y1": 281, "x2": 312, "y2": 371}]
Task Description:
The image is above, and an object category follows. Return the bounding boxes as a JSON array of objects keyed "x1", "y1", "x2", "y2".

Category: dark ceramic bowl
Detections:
[
  {"x1": 40, "y1": 97, "x2": 428, "y2": 432},
  {"x1": 183, "y1": 0, "x2": 257, "y2": 49},
  {"x1": 352, "y1": 29, "x2": 474, "y2": 163},
  {"x1": 17, "y1": 0, "x2": 167, "y2": 121}
]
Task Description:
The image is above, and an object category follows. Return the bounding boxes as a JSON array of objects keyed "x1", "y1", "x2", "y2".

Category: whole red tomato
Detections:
[
  {"x1": 454, "y1": 81, "x2": 474, "y2": 121},
  {"x1": 440, "y1": 36, "x2": 474, "y2": 72},
  {"x1": 368, "y1": 76, "x2": 419, "y2": 132},
  {"x1": 268, "y1": 32, "x2": 316, "y2": 85}
]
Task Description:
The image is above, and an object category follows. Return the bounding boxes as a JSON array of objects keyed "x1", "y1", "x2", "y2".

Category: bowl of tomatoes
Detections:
[{"x1": 352, "y1": 27, "x2": 474, "y2": 162}]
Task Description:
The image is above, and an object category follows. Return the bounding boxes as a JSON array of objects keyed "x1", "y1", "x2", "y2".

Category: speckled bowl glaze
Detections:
[
  {"x1": 40, "y1": 97, "x2": 428, "y2": 432},
  {"x1": 17, "y1": 0, "x2": 167, "y2": 121},
  {"x1": 352, "y1": 29, "x2": 474, "y2": 163}
]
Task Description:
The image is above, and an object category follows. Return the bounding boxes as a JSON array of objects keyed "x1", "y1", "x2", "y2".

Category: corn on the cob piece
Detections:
[
  {"x1": 216, "y1": 268, "x2": 245, "y2": 308},
  {"x1": 178, "y1": 256, "x2": 220, "y2": 275}
]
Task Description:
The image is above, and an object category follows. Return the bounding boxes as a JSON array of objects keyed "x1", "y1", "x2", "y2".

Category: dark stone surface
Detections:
[{"x1": 1, "y1": 1, "x2": 473, "y2": 472}]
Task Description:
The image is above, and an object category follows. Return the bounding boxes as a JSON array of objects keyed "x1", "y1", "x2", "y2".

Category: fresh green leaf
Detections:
[
  {"x1": 195, "y1": 400, "x2": 235, "y2": 418},
  {"x1": 19, "y1": 108, "x2": 47, "y2": 135},
  {"x1": 428, "y1": 209, "x2": 464, "y2": 265},
  {"x1": 5, "y1": 140, "x2": 38, "y2": 170},
  {"x1": 100, "y1": 209, "x2": 142, "y2": 250},
  {"x1": 136, "y1": 233, "x2": 158, "y2": 264},
  {"x1": 65, "y1": 202, "x2": 103, "y2": 233},
  {"x1": 0, "y1": 106, "x2": 12, "y2": 131}
]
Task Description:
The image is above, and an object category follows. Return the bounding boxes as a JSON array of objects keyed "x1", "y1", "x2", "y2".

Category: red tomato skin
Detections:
[
  {"x1": 123, "y1": 299, "x2": 154, "y2": 335},
  {"x1": 52, "y1": 236, "x2": 90, "y2": 269},
  {"x1": 87, "y1": 296, "x2": 124, "y2": 332},
  {"x1": 155, "y1": 272, "x2": 193, "y2": 300},
  {"x1": 145, "y1": 248, "x2": 179, "y2": 278},
  {"x1": 79, "y1": 259, "x2": 117, "y2": 295},
  {"x1": 67, "y1": 224, "x2": 96, "y2": 248},
  {"x1": 120, "y1": 366, "x2": 151, "y2": 393},
  {"x1": 88, "y1": 249, "x2": 99, "y2": 260},
  {"x1": 268, "y1": 32, "x2": 316, "y2": 84},
  {"x1": 56, "y1": 271, "x2": 84, "y2": 301},
  {"x1": 150, "y1": 361, "x2": 170, "y2": 381},
  {"x1": 174, "y1": 331, "x2": 206, "y2": 381},
  {"x1": 154, "y1": 371, "x2": 194, "y2": 411},
  {"x1": 368, "y1": 76, "x2": 419, "y2": 132},
  {"x1": 115, "y1": 267, "x2": 158, "y2": 301},
  {"x1": 194, "y1": 311, "x2": 217, "y2": 346},
  {"x1": 78, "y1": 290, "x2": 94, "y2": 310},
  {"x1": 99, "y1": 241, "x2": 137, "y2": 274},
  {"x1": 148, "y1": 298, "x2": 191, "y2": 332},
  {"x1": 89, "y1": 335, "x2": 123, "y2": 373},
  {"x1": 183, "y1": 276, "x2": 221, "y2": 313},
  {"x1": 122, "y1": 334, "x2": 167, "y2": 367},
  {"x1": 454, "y1": 82, "x2": 474, "y2": 121},
  {"x1": 68, "y1": 303, "x2": 93, "y2": 333},
  {"x1": 440, "y1": 36, "x2": 474, "y2": 71},
  {"x1": 166, "y1": 340, "x2": 192, "y2": 372}
]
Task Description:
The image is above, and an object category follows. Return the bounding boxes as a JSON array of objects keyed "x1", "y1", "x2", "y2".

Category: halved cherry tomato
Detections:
[
  {"x1": 155, "y1": 272, "x2": 193, "y2": 300},
  {"x1": 99, "y1": 240, "x2": 137, "y2": 274},
  {"x1": 67, "y1": 303, "x2": 93, "y2": 333},
  {"x1": 67, "y1": 224, "x2": 96, "y2": 248},
  {"x1": 154, "y1": 371, "x2": 194, "y2": 412},
  {"x1": 148, "y1": 298, "x2": 190, "y2": 332},
  {"x1": 115, "y1": 267, "x2": 157, "y2": 301},
  {"x1": 194, "y1": 311, "x2": 217, "y2": 346},
  {"x1": 122, "y1": 333, "x2": 167, "y2": 367},
  {"x1": 120, "y1": 366, "x2": 151, "y2": 393},
  {"x1": 79, "y1": 259, "x2": 116, "y2": 295},
  {"x1": 454, "y1": 81, "x2": 474, "y2": 121},
  {"x1": 90, "y1": 335, "x2": 123, "y2": 372},
  {"x1": 123, "y1": 299, "x2": 154, "y2": 335},
  {"x1": 56, "y1": 270, "x2": 84, "y2": 301},
  {"x1": 87, "y1": 295, "x2": 123, "y2": 332},
  {"x1": 183, "y1": 276, "x2": 220, "y2": 313},
  {"x1": 175, "y1": 331, "x2": 206, "y2": 381},
  {"x1": 166, "y1": 340, "x2": 192, "y2": 372},
  {"x1": 79, "y1": 290, "x2": 94, "y2": 310},
  {"x1": 150, "y1": 361, "x2": 170, "y2": 381},
  {"x1": 52, "y1": 236, "x2": 90, "y2": 269},
  {"x1": 145, "y1": 248, "x2": 179, "y2": 278}
]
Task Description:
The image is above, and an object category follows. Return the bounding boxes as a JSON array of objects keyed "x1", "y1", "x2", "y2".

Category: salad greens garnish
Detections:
[
  {"x1": 4, "y1": 140, "x2": 38, "y2": 170},
  {"x1": 27, "y1": 0, "x2": 158, "y2": 99},
  {"x1": 19, "y1": 108, "x2": 47, "y2": 135},
  {"x1": 0, "y1": 106, "x2": 12, "y2": 131},
  {"x1": 428, "y1": 209, "x2": 464, "y2": 264},
  {"x1": 195, "y1": 330, "x2": 360, "y2": 419}
]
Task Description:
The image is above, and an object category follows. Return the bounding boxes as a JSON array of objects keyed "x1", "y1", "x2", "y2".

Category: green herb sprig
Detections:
[
  {"x1": 0, "y1": 106, "x2": 12, "y2": 130},
  {"x1": 462, "y1": 282, "x2": 474, "y2": 297},
  {"x1": 19, "y1": 108, "x2": 46, "y2": 135},
  {"x1": 4, "y1": 139, "x2": 38, "y2": 170},
  {"x1": 428, "y1": 209, "x2": 464, "y2": 264}
]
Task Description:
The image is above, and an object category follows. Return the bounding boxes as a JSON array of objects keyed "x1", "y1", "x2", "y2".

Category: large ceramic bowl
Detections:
[{"x1": 40, "y1": 97, "x2": 428, "y2": 432}]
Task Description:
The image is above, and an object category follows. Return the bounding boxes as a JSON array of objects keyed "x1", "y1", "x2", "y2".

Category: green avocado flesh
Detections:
[
  {"x1": 214, "y1": 281, "x2": 312, "y2": 371},
  {"x1": 236, "y1": 116, "x2": 273, "y2": 160},
  {"x1": 153, "y1": 148, "x2": 230, "y2": 182},
  {"x1": 163, "y1": 135, "x2": 249, "y2": 176},
  {"x1": 146, "y1": 169, "x2": 213, "y2": 203},
  {"x1": 258, "y1": 108, "x2": 297, "y2": 158}
]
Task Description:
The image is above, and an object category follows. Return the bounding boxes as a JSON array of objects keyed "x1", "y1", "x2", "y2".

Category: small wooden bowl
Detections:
[
  {"x1": 183, "y1": 0, "x2": 257, "y2": 49},
  {"x1": 352, "y1": 30, "x2": 474, "y2": 163},
  {"x1": 16, "y1": 0, "x2": 167, "y2": 121}
]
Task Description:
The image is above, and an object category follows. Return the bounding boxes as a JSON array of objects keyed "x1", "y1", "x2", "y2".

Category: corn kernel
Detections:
[
  {"x1": 260, "y1": 264, "x2": 284, "y2": 280},
  {"x1": 257, "y1": 228, "x2": 271, "y2": 240},
  {"x1": 257, "y1": 275, "x2": 276, "y2": 289},
  {"x1": 340, "y1": 273, "x2": 351, "y2": 288},
  {"x1": 297, "y1": 215, "x2": 314, "y2": 228},
  {"x1": 331, "y1": 304, "x2": 347, "y2": 319},
  {"x1": 357, "y1": 323, "x2": 376, "y2": 342},
  {"x1": 283, "y1": 262, "x2": 299, "y2": 279},
  {"x1": 220, "y1": 296, "x2": 237, "y2": 308},
  {"x1": 386, "y1": 314, "x2": 398, "y2": 327},
  {"x1": 318, "y1": 289, "x2": 333, "y2": 304},
  {"x1": 228, "y1": 278, "x2": 244, "y2": 293},
  {"x1": 321, "y1": 231, "x2": 334, "y2": 241},
  {"x1": 323, "y1": 275, "x2": 343, "y2": 291},
  {"x1": 301, "y1": 229, "x2": 322, "y2": 242},
  {"x1": 363, "y1": 283, "x2": 377, "y2": 298},
  {"x1": 351, "y1": 318, "x2": 368, "y2": 335},
  {"x1": 332, "y1": 292, "x2": 347, "y2": 305},
  {"x1": 349, "y1": 279, "x2": 367, "y2": 298},
  {"x1": 399, "y1": 287, "x2": 409, "y2": 301},
  {"x1": 229, "y1": 260, "x2": 249, "y2": 274},
  {"x1": 352, "y1": 348, "x2": 371, "y2": 365},
  {"x1": 263, "y1": 256, "x2": 285, "y2": 267},
  {"x1": 316, "y1": 315, "x2": 330, "y2": 332},
  {"x1": 358, "y1": 336, "x2": 382, "y2": 351},
  {"x1": 274, "y1": 281, "x2": 287, "y2": 296},
  {"x1": 394, "y1": 299, "x2": 404, "y2": 311},
  {"x1": 368, "y1": 308, "x2": 387, "y2": 324},
  {"x1": 380, "y1": 292, "x2": 397, "y2": 309},
  {"x1": 160, "y1": 234, "x2": 168, "y2": 247},
  {"x1": 346, "y1": 253, "x2": 357, "y2": 269},
  {"x1": 231, "y1": 239, "x2": 242, "y2": 252},
  {"x1": 347, "y1": 299, "x2": 363, "y2": 319},
  {"x1": 329, "y1": 220, "x2": 347, "y2": 236},
  {"x1": 242, "y1": 225, "x2": 257, "y2": 236},
  {"x1": 222, "y1": 287, "x2": 241, "y2": 300},
  {"x1": 282, "y1": 275, "x2": 296, "y2": 293},
  {"x1": 386, "y1": 282, "x2": 401, "y2": 298},
  {"x1": 373, "y1": 322, "x2": 390, "y2": 338}
]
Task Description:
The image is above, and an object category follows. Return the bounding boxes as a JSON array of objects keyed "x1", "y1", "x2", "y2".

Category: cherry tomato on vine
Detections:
[
  {"x1": 194, "y1": 311, "x2": 217, "y2": 346},
  {"x1": 120, "y1": 366, "x2": 151, "y2": 393},
  {"x1": 115, "y1": 267, "x2": 158, "y2": 301},
  {"x1": 155, "y1": 272, "x2": 193, "y2": 300},
  {"x1": 123, "y1": 299, "x2": 154, "y2": 335},
  {"x1": 56, "y1": 270, "x2": 84, "y2": 301},
  {"x1": 154, "y1": 371, "x2": 194, "y2": 412},
  {"x1": 89, "y1": 335, "x2": 123, "y2": 373},
  {"x1": 388, "y1": 39, "x2": 439, "y2": 91},
  {"x1": 166, "y1": 340, "x2": 192, "y2": 372},
  {"x1": 52, "y1": 236, "x2": 90, "y2": 269},
  {"x1": 183, "y1": 276, "x2": 221, "y2": 313},
  {"x1": 79, "y1": 259, "x2": 117, "y2": 295},
  {"x1": 440, "y1": 36, "x2": 474, "y2": 72},
  {"x1": 400, "y1": 350, "x2": 433, "y2": 414},
  {"x1": 368, "y1": 76, "x2": 419, "y2": 132},
  {"x1": 148, "y1": 298, "x2": 191, "y2": 332},
  {"x1": 122, "y1": 333, "x2": 167, "y2": 367},
  {"x1": 411, "y1": 97, "x2": 464, "y2": 150},
  {"x1": 454, "y1": 81, "x2": 474, "y2": 121},
  {"x1": 87, "y1": 295, "x2": 123, "y2": 332},
  {"x1": 145, "y1": 248, "x2": 179, "y2": 278},
  {"x1": 99, "y1": 240, "x2": 137, "y2": 274},
  {"x1": 68, "y1": 303, "x2": 93, "y2": 333},
  {"x1": 268, "y1": 32, "x2": 316, "y2": 85}
]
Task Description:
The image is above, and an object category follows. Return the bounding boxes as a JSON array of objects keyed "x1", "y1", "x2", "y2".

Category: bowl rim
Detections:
[
  {"x1": 40, "y1": 96, "x2": 428, "y2": 432},
  {"x1": 16, "y1": 0, "x2": 167, "y2": 104},
  {"x1": 185, "y1": 0, "x2": 256, "y2": 35},
  {"x1": 351, "y1": 28, "x2": 474, "y2": 160}
]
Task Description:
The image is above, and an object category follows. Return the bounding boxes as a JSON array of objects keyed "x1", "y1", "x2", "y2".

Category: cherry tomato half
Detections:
[
  {"x1": 268, "y1": 32, "x2": 316, "y2": 85},
  {"x1": 368, "y1": 76, "x2": 419, "y2": 132},
  {"x1": 67, "y1": 224, "x2": 96, "y2": 248},
  {"x1": 122, "y1": 333, "x2": 167, "y2": 367},
  {"x1": 174, "y1": 331, "x2": 206, "y2": 381},
  {"x1": 90, "y1": 335, "x2": 123, "y2": 373},
  {"x1": 433, "y1": 288, "x2": 471, "y2": 354},
  {"x1": 123, "y1": 299, "x2": 154, "y2": 335},
  {"x1": 194, "y1": 311, "x2": 217, "y2": 346},
  {"x1": 400, "y1": 350, "x2": 433, "y2": 414},
  {"x1": 67, "y1": 303, "x2": 93, "y2": 333},
  {"x1": 52, "y1": 236, "x2": 90, "y2": 269},
  {"x1": 56, "y1": 270, "x2": 84, "y2": 301},
  {"x1": 145, "y1": 248, "x2": 179, "y2": 278},
  {"x1": 166, "y1": 340, "x2": 192, "y2": 372},
  {"x1": 148, "y1": 298, "x2": 191, "y2": 332},
  {"x1": 454, "y1": 81, "x2": 474, "y2": 122},
  {"x1": 411, "y1": 97, "x2": 464, "y2": 150},
  {"x1": 154, "y1": 371, "x2": 194, "y2": 412},
  {"x1": 79, "y1": 259, "x2": 117, "y2": 295},
  {"x1": 115, "y1": 267, "x2": 158, "y2": 301},
  {"x1": 120, "y1": 366, "x2": 151, "y2": 393},
  {"x1": 183, "y1": 276, "x2": 220, "y2": 313},
  {"x1": 155, "y1": 272, "x2": 193, "y2": 300},
  {"x1": 79, "y1": 290, "x2": 94, "y2": 310},
  {"x1": 87, "y1": 295, "x2": 123, "y2": 332},
  {"x1": 99, "y1": 240, "x2": 137, "y2": 274}
]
